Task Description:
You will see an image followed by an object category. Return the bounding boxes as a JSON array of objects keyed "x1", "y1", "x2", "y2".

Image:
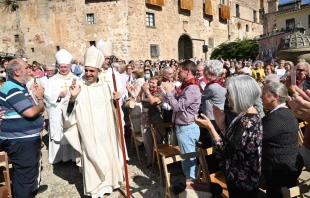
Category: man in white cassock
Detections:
[
  {"x1": 44, "y1": 49, "x2": 76, "y2": 164},
  {"x1": 64, "y1": 46, "x2": 124, "y2": 197}
]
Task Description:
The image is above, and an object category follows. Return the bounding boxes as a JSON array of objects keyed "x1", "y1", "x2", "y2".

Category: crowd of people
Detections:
[{"x1": 0, "y1": 43, "x2": 310, "y2": 198}]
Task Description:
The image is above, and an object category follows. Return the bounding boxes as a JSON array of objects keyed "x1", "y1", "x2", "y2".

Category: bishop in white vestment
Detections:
[
  {"x1": 44, "y1": 49, "x2": 77, "y2": 164},
  {"x1": 64, "y1": 46, "x2": 124, "y2": 197}
]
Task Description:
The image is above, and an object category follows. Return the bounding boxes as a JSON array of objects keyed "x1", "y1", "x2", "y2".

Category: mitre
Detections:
[
  {"x1": 55, "y1": 49, "x2": 72, "y2": 65},
  {"x1": 84, "y1": 46, "x2": 104, "y2": 69},
  {"x1": 97, "y1": 39, "x2": 113, "y2": 57}
]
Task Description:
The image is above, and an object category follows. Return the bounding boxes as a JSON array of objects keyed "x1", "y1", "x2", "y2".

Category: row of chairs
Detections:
[
  {"x1": 130, "y1": 116, "x2": 310, "y2": 197},
  {"x1": 0, "y1": 152, "x2": 12, "y2": 198}
]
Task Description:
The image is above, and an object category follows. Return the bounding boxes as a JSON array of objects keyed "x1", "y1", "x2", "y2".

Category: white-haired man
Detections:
[
  {"x1": 65, "y1": 46, "x2": 124, "y2": 197},
  {"x1": 44, "y1": 49, "x2": 77, "y2": 164}
]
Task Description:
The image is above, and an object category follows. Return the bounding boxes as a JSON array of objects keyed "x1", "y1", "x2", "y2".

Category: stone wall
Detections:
[{"x1": 0, "y1": 0, "x2": 268, "y2": 64}]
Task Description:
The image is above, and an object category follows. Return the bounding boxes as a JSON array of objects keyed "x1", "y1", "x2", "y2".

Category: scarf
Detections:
[
  {"x1": 296, "y1": 75, "x2": 306, "y2": 87},
  {"x1": 206, "y1": 78, "x2": 226, "y2": 88},
  {"x1": 176, "y1": 78, "x2": 200, "y2": 97},
  {"x1": 150, "y1": 87, "x2": 161, "y2": 95}
]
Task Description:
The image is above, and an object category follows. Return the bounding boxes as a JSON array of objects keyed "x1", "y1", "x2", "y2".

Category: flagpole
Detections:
[{"x1": 110, "y1": 62, "x2": 131, "y2": 198}]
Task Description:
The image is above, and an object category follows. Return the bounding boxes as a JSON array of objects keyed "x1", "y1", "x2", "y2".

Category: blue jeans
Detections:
[{"x1": 176, "y1": 123, "x2": 200, "y2": 179}]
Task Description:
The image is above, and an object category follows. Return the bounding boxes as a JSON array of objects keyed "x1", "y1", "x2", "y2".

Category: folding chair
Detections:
[
  {"x1": 0, "y1": 152, "x2": 12, "y2": 198},
  {"x1": 151, "y1": 122, "x2": 180, "y2": 186},
  {"x1": 197, "y1": 146, "x2": 228, "y2": 198},
  {"x1": 129, "y1": 115, "x2": 143, "y2": 166},
  {"x1": 162, "y1": 149, "x2": 212, "y2": 198},
  {"x1": 281, "y1": 179, "x2": 310, "y2": 198}
]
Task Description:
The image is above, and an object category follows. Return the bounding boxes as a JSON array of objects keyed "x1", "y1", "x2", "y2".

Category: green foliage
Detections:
[{"x1": 210, "y1": 39, "x2": 259, "y2": 60}]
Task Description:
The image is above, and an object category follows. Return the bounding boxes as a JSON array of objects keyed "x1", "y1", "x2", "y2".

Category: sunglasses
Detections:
[{"x1": 296, "y1": 69, "x2": 305, "y2": 72}]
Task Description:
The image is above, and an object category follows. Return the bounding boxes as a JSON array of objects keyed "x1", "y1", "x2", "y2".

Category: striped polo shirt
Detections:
[{"x1": 0, "y1": 78, "x2": 43, "y2": 141}]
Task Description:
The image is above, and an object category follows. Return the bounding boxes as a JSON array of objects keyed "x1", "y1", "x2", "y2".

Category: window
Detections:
[
  {"x1": 31, "y1": 48, "x2": 34, "y2": 52},
  {"x1": 150, "y1": 44, "x2": 159, "y2": 57},
  {"x1": 286, "y1": 18, "x2": 295, "y2": 30},
  {"x1": 253, "y1": 10, "x2": 257, "y2": 23},
  {"x1": 87, "y1": 13, "x2": 95, "y2": 24},
  {"x1": 236, "y1": 4, "x2": 240, "y2": 18},
  {"x1": 220, "y1": 0, "x2": 225, "y2": 4},
  {"x1": 146, "y1": 12, "x2": 155, "y2": 27},
  {"x1": 89, "y1": 41, "x2": 96, "y2": 47},
  {"x1": 56, "y1": 46, "x2": 60, "y2": 51},
  {"x1": 308, "y1": 15, "x2": 310, "y2": 28},
  {"x1": 246, "y1": 24, "x2": 249, "y2": 32},
  {"x1": 14, "y1": 34, "x2": 19, "y2": 42},
  {"x1": 208, "y1": 38, "x2": 214, "y2": 48}
]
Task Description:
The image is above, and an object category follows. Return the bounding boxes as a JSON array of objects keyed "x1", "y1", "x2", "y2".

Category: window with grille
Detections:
[
  {"x1": 87, "y1": 13, "x2": 95, "y2": 24},
  {"x1": 286, "y1": 18, "x2": 295, "y2": 30},
  {"x1": 14, "y1": 34, "x2": 19, "y2": 42},
  {"x1": 150, "y1": 44, "x2": 159, "y2": 57},
  {"x1": 253, "y1": 10, "x2": 257, "y2": 23},
  {"x1": 146, "y1": 12, "x2": 155, "y2": 27},
  {"x1": 236, "y1": 4, "x2": 240, "y2": 18}
]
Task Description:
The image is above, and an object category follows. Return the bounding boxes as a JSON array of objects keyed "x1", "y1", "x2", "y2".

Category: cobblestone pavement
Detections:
[
  {"x1": 37, "y1": 131, "x2": 168, "y2": 198},
  {"x1": 36, "y1": 130, "x2": 310, "y2": 198}
]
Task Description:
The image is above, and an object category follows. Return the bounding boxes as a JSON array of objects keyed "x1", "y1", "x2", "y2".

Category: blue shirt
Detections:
[{"x1": 0, "y1": 78, "x2": 43, "y2": 141}]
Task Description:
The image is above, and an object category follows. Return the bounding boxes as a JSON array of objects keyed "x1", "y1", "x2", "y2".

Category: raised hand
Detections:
[
  {"x1": 287, "y1": 85, "x2": 310, "y2": 122},
  {"x1": 69, "y1": 78, "x2": 81, "y2": 98},
  {"x1": 194, "y1": 113, "x2": 212, "y2": 129},
  {"x1": 34, "y1": 85, "x2": 45, "y2": 99},
  {"x1": 113, "y1": 91, "x2": 121, "y2": 100}
]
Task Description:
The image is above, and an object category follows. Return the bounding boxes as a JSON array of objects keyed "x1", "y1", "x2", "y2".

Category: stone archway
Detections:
[{"x1": 178, "y1": 34, "x2": 193, "y2": 60}]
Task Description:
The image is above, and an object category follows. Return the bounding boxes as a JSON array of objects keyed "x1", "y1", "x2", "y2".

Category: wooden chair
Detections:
[
  {"x1": 129, "y1": 115, "x2": 143, "y2": 166},
  {"x1": 162, "y1": 149, "x2": 212, "y2": 198},
  {"x1": 151, "y1": 122, "x2": 180, "y2": 186},
  {"x1": 281, "y1": 179, "x2": 310, "y2": 198},
  {"x1": 197, "y1": 146, "x2": 229, "y2": 198},
  {"x1": 298, "y1": 121, "x2": 307, "y2": 147},
  {"x1": 0, "y1": 152, "x2": 12, "y2": 198}
]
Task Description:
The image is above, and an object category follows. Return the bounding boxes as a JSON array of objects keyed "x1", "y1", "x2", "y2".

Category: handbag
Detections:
[{"x1": 124, "y1": 97, "x2": 136, "y2": 109}]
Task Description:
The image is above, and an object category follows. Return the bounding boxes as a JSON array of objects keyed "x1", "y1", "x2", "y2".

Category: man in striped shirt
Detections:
[{"x1": 0, "y1": 58, "x2": 45, "y2": 197}]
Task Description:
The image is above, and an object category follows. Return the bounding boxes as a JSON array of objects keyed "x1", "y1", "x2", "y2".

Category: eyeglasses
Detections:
[
  {"x1": 84, "y1": 69, "x2": 96, "y2": 73},
  {"x1": 127, "y1": 67, "x2": 133, "y2": 70},
  {"x1": 296, "y1": 69, "x2": 305, "y2": 72}
]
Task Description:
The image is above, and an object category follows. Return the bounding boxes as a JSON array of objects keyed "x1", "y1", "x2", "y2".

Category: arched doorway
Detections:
[{"x1": 178, "y1": 34, "x2": 193, "y2": 60}]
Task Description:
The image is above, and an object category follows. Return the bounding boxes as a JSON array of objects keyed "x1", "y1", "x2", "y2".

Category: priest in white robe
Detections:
[
  {"x1": 64, "y1": 46, "x2": 124, "y2": 197},
  {"x1": 44, "y1": 49, "x2": 77, "y2": 164}
]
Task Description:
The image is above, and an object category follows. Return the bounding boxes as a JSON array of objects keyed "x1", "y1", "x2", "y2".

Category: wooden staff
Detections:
[{"x1": 110, "y1": 57, "x2": 131, "y2": 198}]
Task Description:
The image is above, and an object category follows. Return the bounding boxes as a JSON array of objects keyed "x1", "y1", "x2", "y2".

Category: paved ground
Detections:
[
  {"x1": 36, "y1": 130, "x2": 310, "y2": 198},
  {"x1": 37, "y1": 130, "x2": 167, "y2": 198}
]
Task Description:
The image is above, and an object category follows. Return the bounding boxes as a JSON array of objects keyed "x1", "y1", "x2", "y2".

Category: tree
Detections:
[{"x1": 210, "y1": 39, "x2": 259, "y2": 60}]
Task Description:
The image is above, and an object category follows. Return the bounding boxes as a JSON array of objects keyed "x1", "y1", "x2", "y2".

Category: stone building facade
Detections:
[{"x1": 0, "y1": 0, "x2": 269, "y2": 64}]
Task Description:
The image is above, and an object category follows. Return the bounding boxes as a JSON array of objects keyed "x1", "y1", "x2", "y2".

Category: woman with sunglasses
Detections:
[{"x1": 295, "y1": 62, "x2": 309, "y2": 90}]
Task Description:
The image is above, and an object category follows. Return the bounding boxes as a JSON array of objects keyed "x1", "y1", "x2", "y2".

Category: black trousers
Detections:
[
  {"x1": 163, "y1": 109, "x2": 173, "y2": 123},
  {"x1": 2, "y1": 139, "x2": 41, "y2": 198},
  {"x1": 227, "y1": 182, "x2": 259, "y2": 198},
  {"x1": 264, "y1": 168, "x2": 302, "y2": 198}
]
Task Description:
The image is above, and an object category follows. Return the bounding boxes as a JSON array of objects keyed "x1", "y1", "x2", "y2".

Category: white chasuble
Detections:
[
  {"x1": 44, "y1": 72, "x2": 77, "y2": 164},
  {"x1": 64, "y1": 77, "x2": 124, "y2": 197}
]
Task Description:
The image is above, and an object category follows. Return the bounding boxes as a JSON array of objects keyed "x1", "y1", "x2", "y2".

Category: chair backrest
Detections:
[
  {"x1": 282, "y1": 180, "x2": 310, "y2": 198},
  {"x1": 298, "y1": 121, "x2": 307, "y2": 147},
  {"x1": 0, "y1": 152, "x2": 12, "y2": 198},
  {"x1": 162, "y1": 149, "x2": 211, "y2": 197},
  {"x1": 151, "y1": 122, "x2": 175, "y2": 147}
]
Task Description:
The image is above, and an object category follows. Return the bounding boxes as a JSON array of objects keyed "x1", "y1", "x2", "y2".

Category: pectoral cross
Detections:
[{"x1": 61, "y1": 82, "x2": 70, "y2": 91}]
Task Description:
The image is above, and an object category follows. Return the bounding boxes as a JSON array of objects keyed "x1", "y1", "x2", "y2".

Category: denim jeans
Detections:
[{"x1": 175, "y1": 123, "x2": 200, "y2": 179}]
